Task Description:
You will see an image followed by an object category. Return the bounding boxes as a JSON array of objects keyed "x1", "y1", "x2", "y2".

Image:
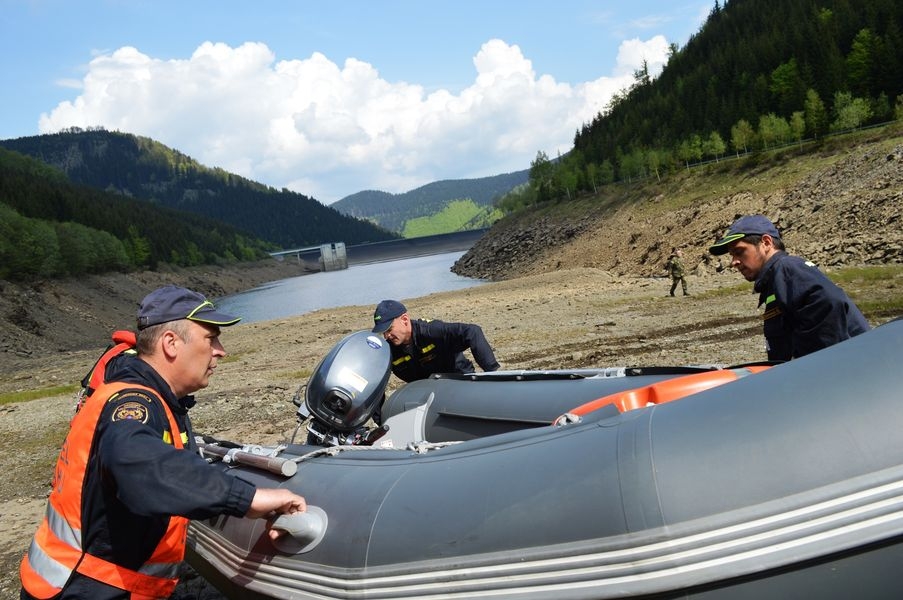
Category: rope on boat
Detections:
[
  {"x1": 288, "y1": 440, "x2": 463, "y2": 464},
  {"x1": 406, "y1": 441, "x2": 462, "y2": 454}
]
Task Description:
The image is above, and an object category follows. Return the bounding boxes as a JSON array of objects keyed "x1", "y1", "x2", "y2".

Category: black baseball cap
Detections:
[
  {"x1": 709, "y1": 215, "x2": 782, "y2": 255},
  {"x1": 372, "y1": 299, "x2": 406, "y2": 333},
  {"x1": 137, "y1": 285, "x2": 240, "y2": 330}
]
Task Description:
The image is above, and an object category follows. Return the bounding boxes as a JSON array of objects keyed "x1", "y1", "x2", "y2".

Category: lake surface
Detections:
[{"x1": 218, "y1": 251, "x2": 486, "y2": 324}]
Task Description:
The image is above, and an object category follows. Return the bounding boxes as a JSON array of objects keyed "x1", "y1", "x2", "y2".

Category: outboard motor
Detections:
[{"x1": 296, "y1": 330, "x2": 391, "y2": 446}]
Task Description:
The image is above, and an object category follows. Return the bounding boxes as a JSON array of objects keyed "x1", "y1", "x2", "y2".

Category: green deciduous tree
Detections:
[
  {"x1": 831, "y1": 91, "x2": 873, "y2": 131},
  {"x1": 556, "y1": 167, "x2": 579, "y2": 201},
  {"x1": 618, "y1": 147, "x2": 647, "y2": 183},
  {"x1": 871, "y1": 92, "x2": 892, "y2": 122},
  {"x1": 92, "y1": 230, "x2": 131, "y2": 272},
  {"x1": 789, "y1": 111, "x2": 806, "y2": 146},
  {"x1": 55, "y1": 221, "x2": 94, "y2": 275},
  {"x1": 676, "y1": 135, "x2": 703, "y2": 170},
  {"x1": 804, "y1": 88, "x2": 829, "y2": 138},
  {"x1": 497, "y1": 183, "x2": 536, "y2": 214},
  {"x1": 646, "y1": 148, "x2": 667, "y2": 181},
  {"x1": 584, "y1": 162, "x2": 600, "y2": 193},
  {"x1": 758, "y1": 114, "x2": 791, "y2": 149},
  {"x1": 529, "y1": 151, "x2": 555, "y2": 203},
  {"x1": 702, "y1": 131, "x2": 727, "y2": 161},
  {"x1": 730, "y1": 119, "x2": 756, "y2": 155},
  {"x1": 598, "y1": 160, "x2": 615, "y2": 186},
  {"x1": 126, "y1": 225, "x2": 153, "y2": 268},
  {"x1": 0, "y1": 204, "x2": 22, "y2": 279}
]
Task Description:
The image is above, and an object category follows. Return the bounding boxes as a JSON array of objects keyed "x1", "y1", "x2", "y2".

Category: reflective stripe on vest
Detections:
[
  {"x1": 21, "y1": 381, "x2": 187, "y2": 599},
  {"x1": 163, "y1": 429, "x2": 190, "y2": 446}
]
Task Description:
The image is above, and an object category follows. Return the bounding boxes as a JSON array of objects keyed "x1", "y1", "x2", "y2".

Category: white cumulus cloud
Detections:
[
  {"x1": 613, "y1": 35, "x2": 671, "y2": 77},
  {"x1": 39, "y1": 38, "x2": 670, "y2": 204}
]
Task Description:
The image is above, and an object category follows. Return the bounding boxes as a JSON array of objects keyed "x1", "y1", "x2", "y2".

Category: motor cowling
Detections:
[{"x1": 303, "y1": 330, "x2": 391, "y2": 433}]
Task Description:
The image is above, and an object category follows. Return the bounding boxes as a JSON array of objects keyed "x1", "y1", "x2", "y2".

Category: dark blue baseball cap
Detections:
[
  {"x1": 709, "y1": 215, "x2": 781, "y2": 255},
  {"x1": 137, "y1": 285, "x2": 240, "y2": 330},
  {"x1": 372, "y1": 299, "x2": 407, "y2": 333}
]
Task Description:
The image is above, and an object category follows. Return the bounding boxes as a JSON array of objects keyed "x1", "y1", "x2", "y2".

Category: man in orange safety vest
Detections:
[{"x1": 21, "y1": 285, "x2": 306, "y2": 600}]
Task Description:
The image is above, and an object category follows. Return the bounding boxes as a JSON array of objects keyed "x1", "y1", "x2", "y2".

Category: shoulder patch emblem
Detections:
[{"x1": 112, "y1": 401, "x2": 149, "y2": 423}]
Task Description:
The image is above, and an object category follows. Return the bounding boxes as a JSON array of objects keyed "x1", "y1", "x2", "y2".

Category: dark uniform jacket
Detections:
[
  {"x1": 49, "y1": 354, "x2": 256, "y2": 600},
  {"x1": 390, "y1": 318, "x2": 500, "y2": 383},
  {"x1": 753, "y1": 251, "x2": 870, "y2": 361}
]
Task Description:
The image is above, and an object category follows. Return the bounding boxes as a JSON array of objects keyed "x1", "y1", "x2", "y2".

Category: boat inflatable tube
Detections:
[{"x1": 187, "y1": 318, "x2": 903, "y2": 600}]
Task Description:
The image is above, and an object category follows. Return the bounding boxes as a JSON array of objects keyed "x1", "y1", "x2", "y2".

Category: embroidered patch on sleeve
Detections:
[{"x1": 111, "y1": 401, "x2": 150, "y2": 423}]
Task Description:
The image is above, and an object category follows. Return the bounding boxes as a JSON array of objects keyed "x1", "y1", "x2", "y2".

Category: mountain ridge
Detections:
[
  {"x1": 0, "y1": 129, "x2": 398, "y2": 249},
  {"x1": 0, "y1": 146, "x2": 275, "y2": 277},
  {"x1": 332, "y1": 169, "x2": 527, "y2": 233}
]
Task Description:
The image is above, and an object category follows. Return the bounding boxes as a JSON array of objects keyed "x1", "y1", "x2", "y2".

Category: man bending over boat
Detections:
[
  {"x1": 21, "y1": 286, "x2": 306, "y2": 600},
  {"x1": 371, "y1": 299, "x2": 500, "y2": 382},
  {"x1": 709, "y1": 215, "x2": 870, "y2": 361}
]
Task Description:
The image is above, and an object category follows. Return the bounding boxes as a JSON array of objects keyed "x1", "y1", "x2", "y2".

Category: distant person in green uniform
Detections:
[{"x1": 666, "y1": 248, "x2": 690, "y2": 296}]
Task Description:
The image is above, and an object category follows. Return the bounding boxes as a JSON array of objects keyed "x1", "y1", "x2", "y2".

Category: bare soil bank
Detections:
[{"x1": 0, "y1": 259, "x2": 310, "y2": 372}]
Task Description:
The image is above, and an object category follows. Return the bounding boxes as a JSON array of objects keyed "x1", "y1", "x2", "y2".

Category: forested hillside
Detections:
[
  {"x1": 0, "y1": 148, "x2": 274, "y2": 280},
  {"x1": 332, "y1": 170, "x2": 526, "y2": 233},
  {"x1": 0, "y1": 130, "x2": 397, "y2": 248},
  {"x1": 500, "y1": 0, "x2": 903, "y2": 210}
]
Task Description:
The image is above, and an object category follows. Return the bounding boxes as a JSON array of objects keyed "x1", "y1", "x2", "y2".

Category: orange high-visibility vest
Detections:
[{"x1": 21, "y1": 382, "x2": 189, "y2": 599}]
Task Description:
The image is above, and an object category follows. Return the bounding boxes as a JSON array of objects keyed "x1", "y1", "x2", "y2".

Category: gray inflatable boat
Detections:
[{"x1": 187, "y1": 318, "x2": 903, "y2": 599}]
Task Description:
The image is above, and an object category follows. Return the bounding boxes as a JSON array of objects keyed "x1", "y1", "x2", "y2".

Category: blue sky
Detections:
[{"x1": 1, "y1": 1, "x2": 709, "y2": 203}]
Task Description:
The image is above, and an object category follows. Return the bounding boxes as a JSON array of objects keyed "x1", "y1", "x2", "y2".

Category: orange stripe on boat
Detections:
[{"x1": 567, "y1": 366, "x2": 770, "y2": 417}]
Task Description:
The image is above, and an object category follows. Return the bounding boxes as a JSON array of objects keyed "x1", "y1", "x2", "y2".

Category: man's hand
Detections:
[
  {"x1": 247, "y1": 488, "x2": 307, "y2": 541},
  {"x1": 246, "y1": 487, "x2": 306, "y2": 519}
]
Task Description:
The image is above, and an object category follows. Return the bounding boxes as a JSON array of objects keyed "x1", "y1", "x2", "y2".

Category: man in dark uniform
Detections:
[
  {"x1": 21, "y1": 286, "x2": 306, "y2": 600},
  {"x1": 371, "y1": 299, "x2": 500, "y2": 382},
  {"x1": 709, "y1": 215, "x2": 870, "y2": 361}
]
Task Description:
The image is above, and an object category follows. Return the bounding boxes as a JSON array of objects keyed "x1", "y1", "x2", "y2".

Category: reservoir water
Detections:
[{"x1": 217, "y1": 251, "x2": 486, "y2": 324}]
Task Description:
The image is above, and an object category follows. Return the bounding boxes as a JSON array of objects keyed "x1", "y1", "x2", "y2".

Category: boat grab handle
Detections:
[{"x1": 271, "y1": 505, "x2": 329, "y2": 554}]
